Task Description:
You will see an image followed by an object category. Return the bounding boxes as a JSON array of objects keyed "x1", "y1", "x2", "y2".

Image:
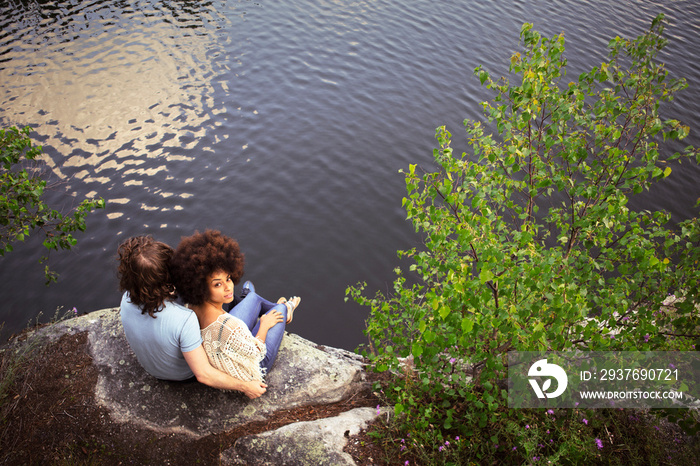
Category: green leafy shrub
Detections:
[
  {"x1": 0, "y1": 126, "x2": 105, "y2": 283},
  {"x1": 348, "y1": 14, "x2": 699, "y2": 463}
]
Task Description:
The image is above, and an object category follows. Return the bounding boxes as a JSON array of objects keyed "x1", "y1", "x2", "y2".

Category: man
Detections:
[{"x1": 117, "y1": 235, "x2": 266, "y2": 399}]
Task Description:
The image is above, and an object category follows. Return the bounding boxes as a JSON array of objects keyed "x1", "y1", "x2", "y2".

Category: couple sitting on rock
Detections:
[{"x1": 117, "y1": 230, "x2": 301, "y2": 399}]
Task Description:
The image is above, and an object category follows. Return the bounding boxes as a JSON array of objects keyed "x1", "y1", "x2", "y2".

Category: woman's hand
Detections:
[
  {"x1": 255, "y1": 309, "x2": 284, "y2": 343},
  {"x1": 243, "y1": 380, "x2": 268, "y2": 399},
  {"x1": 259, "y1": 309, "x2": 284, "y2": 331}
]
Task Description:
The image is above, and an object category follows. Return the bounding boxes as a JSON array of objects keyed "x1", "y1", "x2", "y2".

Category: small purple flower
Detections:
[
  {"x1": 669, "y1": 363, "x2": 676, "y2": 369},
  {"x1": 455, "y1": 436, "x2": 460, "y2": 441},
  {"x1": 439, "y1": 446, "x2": 444, "y2": 452},
  {"x1": 401, "y1": 445, "x2": 406, "y2": 452},
  {"x1": 444, "y1": 440, "x2": 450, "y2": 447},
  {"x1": 575, "y1": 402, "x2": 580, "y2": 407},
  {"x1": 449, "y1": 357, "x2": 456, "y2": 364},
  {"x1": 512, "y1": 446, "x2": 517, "y2": 451},
  {"x1": 376, "y1": 405, "x2": 381, "y2": 415},
  {"x1": 582, "y1": 418, "x2": 588, "y2": 425},
  {"x1": 644, "y1": 334, "x2": 650, "y2": 343},
  {"x1": 595, "y1": 438, "x2": 603, "y2": 450},
  {"x1": 547, "y1": 409, "x2": 554, "y2": 415},
  {"x1": 533, "y1": 456, "x2": 540, "y2": 461},
  {"x1": 405, "y1": 461, "x2": 409, "y2": 466},
  {"x1": 546, "y1": 430, "x2": 550, "y2": 434},
  {"x1": 525, "y1": 424, "x2": 530, "y2": 429}
]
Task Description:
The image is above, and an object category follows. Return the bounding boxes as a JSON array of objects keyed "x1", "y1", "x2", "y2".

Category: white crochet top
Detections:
[{"x1": 201, "y1": 314, "x2": 267, "y2": 382}]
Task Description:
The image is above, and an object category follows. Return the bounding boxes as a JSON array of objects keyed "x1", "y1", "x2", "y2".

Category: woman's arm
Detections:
[{"x1": 182, "y1": 344, "x2": 267, "y2": 398}]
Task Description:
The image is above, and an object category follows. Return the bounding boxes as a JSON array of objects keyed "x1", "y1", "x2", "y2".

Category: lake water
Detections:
[{"x1": 1, "y1": 0, "x2": 699, "y2": 351}]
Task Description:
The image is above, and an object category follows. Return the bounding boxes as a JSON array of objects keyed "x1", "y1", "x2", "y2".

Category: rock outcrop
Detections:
[
  {"x1": 22, "y1": 308, "x2": 380, "y2": 464},
  {"x1": 223, "y1": 407, "x2": 381, "y2": 466}
]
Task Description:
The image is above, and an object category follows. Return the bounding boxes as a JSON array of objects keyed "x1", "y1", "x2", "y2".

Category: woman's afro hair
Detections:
[{"x1": 170, "y1": 229, "x2": 245, "y2": 306}]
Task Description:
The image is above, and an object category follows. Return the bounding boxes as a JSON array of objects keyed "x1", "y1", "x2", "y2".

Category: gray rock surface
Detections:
[
  {"x1": 21, "y1": 308, "x2": 380, "y2": 462},
  {"x1": 221, "y1": 407, "x2": 381, "y2": 466}
]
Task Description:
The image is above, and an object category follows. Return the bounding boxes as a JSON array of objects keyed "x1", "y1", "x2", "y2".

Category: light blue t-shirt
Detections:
[{"x1": 120, "y1": 292, "x2": 202, "y2": 381}]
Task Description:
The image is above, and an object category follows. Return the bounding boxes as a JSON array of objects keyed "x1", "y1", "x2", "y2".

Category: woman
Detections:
[{"x1": 170, "y1": 230, "x2": 300, "y2": 382}]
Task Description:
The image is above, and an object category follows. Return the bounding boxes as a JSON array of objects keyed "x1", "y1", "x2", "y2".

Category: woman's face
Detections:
[{"x1": 206, "y1": 270, "x2": 235, "y2": 306}]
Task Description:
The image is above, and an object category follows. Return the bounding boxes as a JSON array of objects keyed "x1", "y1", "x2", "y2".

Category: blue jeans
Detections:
[{"x1": 228, "y1": 291, "x2": 287, "y2": 373}]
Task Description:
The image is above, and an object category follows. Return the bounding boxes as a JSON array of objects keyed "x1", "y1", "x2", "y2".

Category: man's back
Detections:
[{"x1": 120, "y1": 292, "x2": 202, "y2": 381}]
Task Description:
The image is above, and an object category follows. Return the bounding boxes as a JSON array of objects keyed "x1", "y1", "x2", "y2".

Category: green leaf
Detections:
[
  {"x1": 412, "y1": 343, "x2": 424, "y2": 357},
  {"x1": 479, "y1": 69, "x2": 489, "y2": 85},
  {"x1": 479, "y1": 268, "x2": 494, "y2": 284},
  {"x1": 439, "y1": 305, "x2": 451, "y2": 319},
  {"x1": 462, "y1": 318, "x2": 474, "y2": 333}
]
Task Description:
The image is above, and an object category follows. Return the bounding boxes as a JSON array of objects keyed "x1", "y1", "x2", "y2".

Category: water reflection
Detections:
[{"x1": 0, "y1": 0, "x2": 246, "y2": 217}]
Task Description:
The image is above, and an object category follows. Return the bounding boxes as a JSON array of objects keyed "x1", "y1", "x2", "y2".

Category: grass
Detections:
[
  {"x1": 0, "y1": 307, "x2": 78, "y2": 445},
  {"x1": 0, "y1": 327, "x2": 47, "y2": 442}
]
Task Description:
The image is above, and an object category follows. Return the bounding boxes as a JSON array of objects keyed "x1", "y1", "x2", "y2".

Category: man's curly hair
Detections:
[
  {"x1": 171, "y1": 230, "x2": 245, "y2": 306},
  {"x1": 117, "y1": 236, "x2": 175, "y2": 318}
]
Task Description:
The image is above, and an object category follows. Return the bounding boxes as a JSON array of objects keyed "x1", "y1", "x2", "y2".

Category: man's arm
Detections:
[{"x1": 182, "y1": 345, "x2": 267, "y2": 399}]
